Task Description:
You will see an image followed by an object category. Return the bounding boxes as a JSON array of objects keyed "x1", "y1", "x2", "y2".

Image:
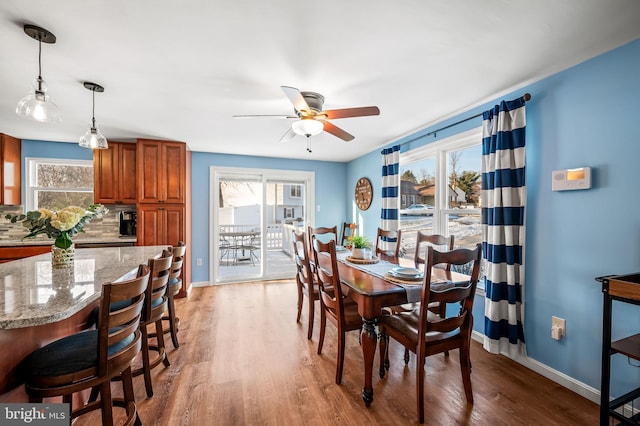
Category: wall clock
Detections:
[{"x1": 355, "y1": 177, "x2": 373, "y2": 211}]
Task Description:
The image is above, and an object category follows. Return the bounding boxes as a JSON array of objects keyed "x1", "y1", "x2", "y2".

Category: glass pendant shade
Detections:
[
  {"x1": 291, "y1": 118, "x2": 324, "y2": 136},
  {"x1": 16, "y1": 78, "x2": 61, "y2": 123},
  {"x1": 79, "y1": 126, "x2": 108, "y2": 149}
]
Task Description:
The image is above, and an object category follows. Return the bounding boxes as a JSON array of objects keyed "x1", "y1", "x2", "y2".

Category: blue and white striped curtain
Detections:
[
  {"x1": 482, "y1": 97, "x2": 527, "y2": 358},
  {"x1": 380, "y1": 145, "x2": 400, "y2": 252}
]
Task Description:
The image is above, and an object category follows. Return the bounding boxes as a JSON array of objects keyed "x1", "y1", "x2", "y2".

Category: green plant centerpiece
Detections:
[
  {"x1": 350, "y1": 235, "x2": 372, "y2": 259},
  {"x1": 5, "y1": 204, "x2": 108, "y2": 249}
]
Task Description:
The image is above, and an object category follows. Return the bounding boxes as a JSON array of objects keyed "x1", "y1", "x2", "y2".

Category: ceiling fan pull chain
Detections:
[{"x1": 306, "y1": 136, "x2": 312, "y2": 153}]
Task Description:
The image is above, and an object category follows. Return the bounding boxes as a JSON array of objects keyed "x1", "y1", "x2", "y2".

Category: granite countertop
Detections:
[
  {"x1": 0, "y1": 245, "x2": 165, "y2": 329},
  {"x1": 0, "y1": 236, "x2": 137, "y2": 247}
]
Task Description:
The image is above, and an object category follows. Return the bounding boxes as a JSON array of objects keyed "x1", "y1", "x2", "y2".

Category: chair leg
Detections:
[
  {"x1": 416, "y1": 351, "x2": 426, "y2": 424},
  {"x1": 307, "y1": 292, "x2": 315, "y2": 340},
  {"x1": 459, "y1": 340, "x2": 474, "y2": 404},
  {"x1": 140, "y1": 324, "x2": 154, "y2": 398},
  {"x1": 317, "y1": 307, "x2": 326, "y2": 355},
  {"x1": 122, "y1": 366, "x2": 141, "y2": 426},
  {"x1": 156, "y1": 320, "x2": 171, "y2": 368},
  {"x1": 336, "y1": 328, "x2": 346, "y2": 385},
  {"x1": 167, "y1": 294, "x2": 180, "y2": 349},
  {"x1": 100, "y1": 380, "x2": 114, "y2": 426},
  {"x1": 296, "y1": 284, "x2": 303, "y2": 324}
]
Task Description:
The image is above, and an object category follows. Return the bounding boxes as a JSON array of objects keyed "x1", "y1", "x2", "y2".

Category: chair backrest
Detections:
[
  {"x1": 414, "y1": 231, "x2": 455, "y2": 271},
  {"x1": 311, "y1": 236, "x2": 347, "y2": 322},
  {"x1": 374, "y1": 227, "x2": 402, "y2": 260},
  {"x1": 308, "y1": 225, "x2": 338, "y2": 252},
  {"x1": 167, "y1": 242, "x2": 186, "y2": 295},
  {"x1": 97, "y1": 264, "x2": 149, "y2": 375},
  {"x1": 144, "y1": 252, "x2": 173, "y2": 322},
  {"x1": 292, "y1": 230, "x2": 314, "y2": 291},
  {"x1": 418, "y1": 243, "x2": 482, "y2": 340},
  {"x1": 340, "y1": 222, "x2": 357, "y2": 247}
]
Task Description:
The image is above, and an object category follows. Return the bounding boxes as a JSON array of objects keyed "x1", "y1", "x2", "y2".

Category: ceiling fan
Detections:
[{"x1": 234, "y1": 86, "x2": 380, "y2": 152}]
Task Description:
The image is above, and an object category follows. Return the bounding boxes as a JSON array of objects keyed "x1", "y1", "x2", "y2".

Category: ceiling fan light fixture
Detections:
[
  {"x1": 291, "y1": 118, "x2": 323, "y2": 137},
  {"x1": 79, "y1": 82, "x2": 108, "y2": 149},
  {"x1": 16, "y1": 25, "x2": 61, "y2": 123}
]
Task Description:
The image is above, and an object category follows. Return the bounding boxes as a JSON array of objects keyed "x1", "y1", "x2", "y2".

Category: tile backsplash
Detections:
[{"x1": 0, "y1": 204, "x2": 135, "y2": 243}]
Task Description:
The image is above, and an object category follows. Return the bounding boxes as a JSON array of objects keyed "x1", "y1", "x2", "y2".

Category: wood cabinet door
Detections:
[
  {"x1": 1, "y1": 134, "x2": 22, "y2": 206},
  {"x1": 137, "y1": 140, "x2": 162, "y2": 203},
  {"x1": 162, "y1": 143, "x2": 185, "y2": 204},
  {"x1": 137, "y1": 139, "x2": 185, "y2": 204},
  {"x1": 118, "y1": 143, "x2": 138, "y2": 203},
  {"x1": 137, "y1": 204, "x2": 185, "y2": 246},
  {"x1": 137, "y1": 205, "x2": 164, "y2": 246},
  {"x1": 164, "y1": 205, "x2": 185, "y2": 246},
  {"x1": 93, "y1": 143, "x2": 119, "y2": 204}
]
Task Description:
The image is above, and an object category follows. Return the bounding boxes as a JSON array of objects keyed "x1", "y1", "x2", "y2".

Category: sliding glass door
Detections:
[{"x1": 211, "y1": 167, "x2": 315, "y2": 284}]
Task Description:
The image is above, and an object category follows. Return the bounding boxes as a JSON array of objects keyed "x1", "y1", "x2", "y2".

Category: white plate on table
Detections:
[{"x1": 389, "y1": 267, "x2": 423, "y2": 280}]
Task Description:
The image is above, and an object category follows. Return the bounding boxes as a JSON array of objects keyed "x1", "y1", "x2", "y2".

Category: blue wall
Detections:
[
  {"x1": 189, "y1": 152, "x2": 348, "y2": 282},
  {"x1": 349, "y1": 39, "x2": 640, "y2": 394}
]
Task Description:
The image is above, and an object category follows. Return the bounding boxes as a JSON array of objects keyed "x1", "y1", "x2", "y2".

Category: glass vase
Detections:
[{"x1": 51, "y1": 243, "x2": 75, "y2": 269}]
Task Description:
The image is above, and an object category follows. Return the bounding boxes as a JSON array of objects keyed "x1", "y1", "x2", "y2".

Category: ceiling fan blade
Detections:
[
  {"x1": 279, "y1": 127, "x2": 297, "y2": 143},
  {"x1": 233, "y1": 114, "x2": 297, "y2": 119},
  {"x1": 281, "y1": 86, "x2": 310, "y2": 114},
  {"x1": 323, "y1": 106, "x2": 380, "y2": 119},
  {"x1": 321, "y1": 120, "x2": 355, "y2": 141}
]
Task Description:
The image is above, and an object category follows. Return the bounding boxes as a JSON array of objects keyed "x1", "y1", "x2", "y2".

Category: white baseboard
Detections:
[
  {"x1": 191, "y1": 281, "x2": 212, "y2": 288},
  {"x1": 471, "y1": 331, "x2": 600, "y2": 404}
]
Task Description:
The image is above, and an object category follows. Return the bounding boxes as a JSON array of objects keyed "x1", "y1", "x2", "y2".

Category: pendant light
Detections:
[
  {"x1": 16, "y1": 24, "x2": 61, "y2": 123},
  {"x1": 79, "y1": 82, "x2": 108, "y2": 149}
]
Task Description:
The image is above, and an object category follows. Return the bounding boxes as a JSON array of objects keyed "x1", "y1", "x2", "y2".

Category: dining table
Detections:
[
  {"x1": 333, "y1": 249, "x2": 471, "y2": 407},
  {"x1": 0, "y1": 245, "x2": 166, "y2": 402}
]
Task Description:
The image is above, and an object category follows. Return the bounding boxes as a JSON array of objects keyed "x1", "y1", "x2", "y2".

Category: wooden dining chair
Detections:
[
  {"x1": 414, "y1": 231, "x2": 455, "y2": 271},
  {"x1": 311, "y1": 236, "x2": 363, "y2": 385},
  {"x1": 308, "y1": 225, "x2": 338, "y2": 248},
  {"x1": 293, "y1": 230, "x2": 319, "y2": 340},
  {"x1": 378, "y1": 243, "x2": 482, "y2": 424},
  {"x1": 395, "y1": 231, "x2": 456, "y2": 363},
  {"x1": 133, "y1": 251, "x2": 173, "y2": 397},
  {"x1": 340, "y1": 222, "x2": 357, "y2": 247},
  {"x1": 374, "y1": 227, "x2": 402, "y2": 260},
  {"x1": 22, "y1": 265, "x2": 150, "y2": 426}
]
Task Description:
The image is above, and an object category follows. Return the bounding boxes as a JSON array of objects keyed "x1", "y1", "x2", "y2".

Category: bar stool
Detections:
[
  {"x1": 22, "y1": 265, "x2": 150, "y2": 426},
  {"x1": 164, "y1": 242, "x2": 186, "y2": 349},
  {"x1": 133, "y1": 251, "x2": 173, "y2": 397}
]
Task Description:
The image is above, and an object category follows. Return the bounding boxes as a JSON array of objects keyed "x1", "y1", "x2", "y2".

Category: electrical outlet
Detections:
[
  {"x1": 196, "y1": 257, "x2": 203, "y2": 266},
  {"x1": 551, "y1": 316, "x2": 566, "y2": 340}
]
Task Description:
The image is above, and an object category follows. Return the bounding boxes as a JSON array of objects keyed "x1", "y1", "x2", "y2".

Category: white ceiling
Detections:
[{"x1": 1, "y1": 1, "x2": 639, "y2": 162}]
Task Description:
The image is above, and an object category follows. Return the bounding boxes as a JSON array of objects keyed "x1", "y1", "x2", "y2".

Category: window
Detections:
[
  {"x1": 290, "y1": 184, "x2": 302, "y2": 198},
  {"x1": 284, "y1": 207, "x2": 294, "y2": 218},
  {"x1": 26, "y1": 158, "x2": 94, "y2": 211},
  {"x1": 399, "y1": 128, "x2": 483, "y2": 282}
]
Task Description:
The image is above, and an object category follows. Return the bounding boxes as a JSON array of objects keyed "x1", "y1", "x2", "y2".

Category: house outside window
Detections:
[
  {"x1": 284, "y1": 207, "x2": 294, "y2": 218},
  {"x1": 290, "y1": 184, "x2": 302, "y2": 198},
  {"x1": 26, "y1": 158, "x2": 94, "y2": 211}
]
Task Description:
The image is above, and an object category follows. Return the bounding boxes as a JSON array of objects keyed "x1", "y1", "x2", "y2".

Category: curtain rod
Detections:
[{"x1": 398, "y1": 93, "x2": 531, "y2": 147}]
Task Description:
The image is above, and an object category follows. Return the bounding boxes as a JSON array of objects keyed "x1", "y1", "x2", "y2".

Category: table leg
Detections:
[{"x1": 361, "y1": 317, "x2": 377, "y2": 406}]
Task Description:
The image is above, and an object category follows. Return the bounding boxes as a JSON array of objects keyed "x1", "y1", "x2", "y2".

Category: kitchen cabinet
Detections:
[
  {"x1": 136, "y1": 204, "x2": 185, "y2": 247},
  {"x1": 0, "y1": 134, "x2": 21, "y2": 206},
  {"x1": 598, "y1": 273, "x2": 640, "y2": 425},
  {"x1": 137, "y1": 139, "x2": 185, "y2": 204},
  {"x1": 93, "y1": 141, "x2": 137, "y2": 204}
]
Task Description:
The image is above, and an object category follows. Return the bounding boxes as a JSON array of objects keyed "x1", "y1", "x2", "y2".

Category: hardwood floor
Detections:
[{"x1": 74, "y1": 280, "x2": 599, "y2": 425}]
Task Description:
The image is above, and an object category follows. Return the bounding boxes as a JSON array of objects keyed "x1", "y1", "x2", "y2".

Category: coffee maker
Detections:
[{"x1": 119, "y1": 211, "x2": 137, "y2": 236}]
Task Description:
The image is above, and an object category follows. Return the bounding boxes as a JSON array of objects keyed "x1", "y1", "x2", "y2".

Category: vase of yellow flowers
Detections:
[{"x1": 5, "y1": 204, "x2": 108, "y2": 268}]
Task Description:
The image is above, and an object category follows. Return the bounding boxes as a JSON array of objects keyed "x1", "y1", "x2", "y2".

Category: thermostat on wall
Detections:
[{"x1": 552, "y1": 167, "x2": 591, "y2": 191}]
